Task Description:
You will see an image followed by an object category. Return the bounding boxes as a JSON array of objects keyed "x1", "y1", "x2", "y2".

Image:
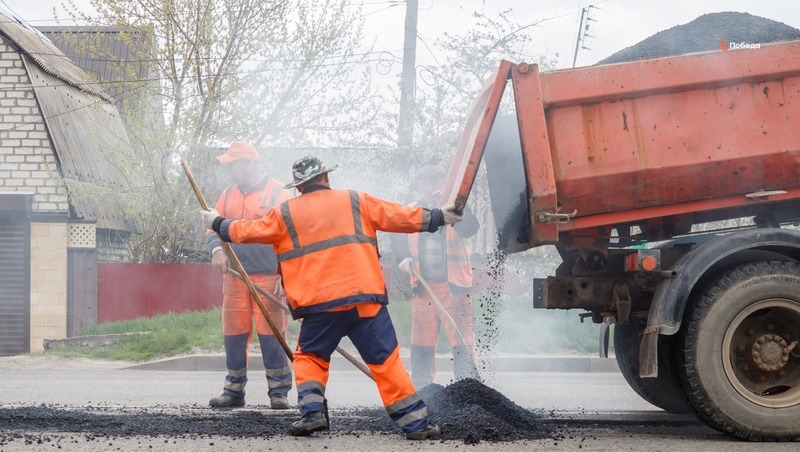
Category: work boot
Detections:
[
  {"x1": 270, "y1": 394, "x2": 290, "y2": 410},
  {"x1": 406, "y1": 423, "x2": 441, "y2": 440},
  {"x1": 212, "y1": 367, "x2": 247, "y2": 408},
  {"x1": 209, "y1": 393, "x2": 245, "y2": 408},
  {"x1": 290, "y1": 411, "x2": 329, "y2": 436},
  {"x1": 410, "y1": 345, "x2": 436, "y2": 389}
]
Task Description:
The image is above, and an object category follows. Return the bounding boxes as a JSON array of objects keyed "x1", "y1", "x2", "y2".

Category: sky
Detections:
[
  {"x1": 3, "y1": 0, "x2": 799, "y2": 244},
  {"x1": 4, "y1": 0, "x2": 800, "y2": 70}
]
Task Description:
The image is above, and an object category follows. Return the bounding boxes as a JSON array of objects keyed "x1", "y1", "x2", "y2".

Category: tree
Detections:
[
  {"x1": 413, "y1": 8, "x2": 558, "y2": 164},
  {"x1": 372, "y1": 9, "x2": 559, "y2": 253},
  {"x1": 60, "y1": 0, "x2": 378, "y2": 262}
]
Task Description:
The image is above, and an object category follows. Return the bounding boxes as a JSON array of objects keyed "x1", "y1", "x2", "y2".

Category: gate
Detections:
[{"x1": 0, "y1": 193, "x2": 31, "y2": 356}]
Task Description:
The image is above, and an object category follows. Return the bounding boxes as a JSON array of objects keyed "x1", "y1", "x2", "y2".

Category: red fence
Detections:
[
  {"x1": 98, "y1": 263, "x2": 223, "y2": 323},
  {"x1": 96, "y1": 262, "x2": 501, "y2": 323}
]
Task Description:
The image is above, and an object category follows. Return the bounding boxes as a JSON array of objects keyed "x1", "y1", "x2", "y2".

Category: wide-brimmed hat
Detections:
[
  {"x1": 216, "y1": 141, "x2": 260, "y2": 163},
  {"x1": 285, "y1": 156, "x2": 338, "y2": 188}
]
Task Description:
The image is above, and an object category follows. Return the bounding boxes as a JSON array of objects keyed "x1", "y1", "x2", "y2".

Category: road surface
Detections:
[{"x1": 1, "y1": 363, "x2": 795, "y2": 450}]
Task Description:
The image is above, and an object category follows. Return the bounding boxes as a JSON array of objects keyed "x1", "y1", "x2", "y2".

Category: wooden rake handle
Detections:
[
  {"x1": 227, "y1": 268, "x2": 375, "y2": 381},
  {"x1": 181, "y1": 159, "x2": 294, "y2": 361},
  {"x1": 409, "y1": 264, "x2": 480, "y2": 377},
  {"x1": 408, "y1": 266, "x2": 467, "y2": 345}
]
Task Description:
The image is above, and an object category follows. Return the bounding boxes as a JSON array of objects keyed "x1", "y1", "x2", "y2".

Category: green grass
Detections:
[
  {"x1": 43, "y1": 294, "x2": 600, "y2": 361},
  {"x1": 44, "y1": 309, "x2": 227, "y2": 361}
]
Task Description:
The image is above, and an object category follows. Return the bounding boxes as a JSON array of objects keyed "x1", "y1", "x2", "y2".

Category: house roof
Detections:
[
  {"x1": 0, "y1": 13, "x2": 112, "y2": 101},
  {"x1": 0, "y1": 12, "x2": 138, "y2": 231},
  {"x1": 37, "y1": 25, "x2": 156, "y2": 117}
]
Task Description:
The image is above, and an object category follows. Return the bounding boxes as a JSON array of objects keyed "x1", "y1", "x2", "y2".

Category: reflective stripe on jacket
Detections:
[
  {"x1": 224, "y1": 188, "x2": 433, "y2": 318},
  {"x1": 407, "y1": 225, "x2": 473, "y2": 289},
  {"x1": 206, "y1": 175, "x2": 292, "y2": 274}
]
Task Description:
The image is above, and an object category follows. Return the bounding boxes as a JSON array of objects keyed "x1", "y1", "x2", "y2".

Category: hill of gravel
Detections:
[{"x1": 598, "y1": 12, "x2": 800, "y2": 64}]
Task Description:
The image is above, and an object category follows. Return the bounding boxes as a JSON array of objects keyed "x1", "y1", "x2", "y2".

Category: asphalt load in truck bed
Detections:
[
  {"x1": 0, "y1": 379, "x2": 552, "y2": 444},
  {"x1": 598, "y1": 11, "x2": 800, "y2": 64}
]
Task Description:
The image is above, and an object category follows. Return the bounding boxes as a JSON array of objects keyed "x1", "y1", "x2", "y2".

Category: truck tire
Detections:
[
  {"x1": 681, "y1": 261, "x2": 800, "y2": 441},
  {"x1": 614, "y1": 321, "x2": 693, "y2": 414}
]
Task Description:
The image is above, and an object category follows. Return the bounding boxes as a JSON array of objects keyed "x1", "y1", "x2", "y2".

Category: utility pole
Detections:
[
  {"x1": 572, "y1": 5, "x2": 599, "y2": 68},
  {"x1": 397, "y1": 0, "x2": 418, "y2": 150}
]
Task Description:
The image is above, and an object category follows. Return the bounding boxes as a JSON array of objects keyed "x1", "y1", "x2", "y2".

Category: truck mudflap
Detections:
[{"x1": 639, "y1": 228, "x2": 800, "y2": 378}]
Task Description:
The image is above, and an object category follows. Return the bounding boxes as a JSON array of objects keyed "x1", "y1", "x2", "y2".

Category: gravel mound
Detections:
[
  {"x1": 598, "y1": 11, "x2": 800, "y2": 64},
  {"x1": 420, "y1": 379, "x2": 549, "y2": 443},
  {"x1": 339, "y1": 379, "x2": 552, "y2": 443}
]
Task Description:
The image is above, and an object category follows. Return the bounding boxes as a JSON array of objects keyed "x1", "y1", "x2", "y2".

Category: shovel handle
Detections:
[
  {"x1": 409, "y1": 266, "x2": 467, "y2": 346},
  {"x1": 181, "y1": 159, "x2": 295, "y2": 361},
  {"x1": 227, "y1": 268, "x2": 375, "y2": 381},
  {"x1": 408, "y1": 264, "x2": 481, "y2": 378}
]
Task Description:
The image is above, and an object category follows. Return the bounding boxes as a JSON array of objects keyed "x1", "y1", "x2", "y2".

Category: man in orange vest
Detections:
[
  {"x1": 201, "y1": 156, "x2": 462, "y2": 440},
  {"x1": 391, "y1": 164, "x2": 481, "y2": 388},
  {"x1": 206, "y1": 141, "x2": 293, "y2": 410}
]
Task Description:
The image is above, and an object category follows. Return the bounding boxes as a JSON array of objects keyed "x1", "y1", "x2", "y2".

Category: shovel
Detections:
[
  {"x1": 182, "y1": 159, "x2": 294, "y2": 361},
  {"x1": 406, "y1": 265, "x2": 481, "y2": 379}
]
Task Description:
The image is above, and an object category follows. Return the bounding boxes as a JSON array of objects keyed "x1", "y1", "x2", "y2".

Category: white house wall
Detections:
[
  {"x1": 0, "y1": 39, "x2": 69, "y2": 211},
  {"x1": 0, "y1": 38, "x2": 71, "y2": 352}
]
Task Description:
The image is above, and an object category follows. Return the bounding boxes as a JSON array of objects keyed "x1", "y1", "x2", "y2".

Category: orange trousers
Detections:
[
  {"x1": 222, "y1": 273, "x2": 288, "y2": 336},
  {"x1": 410, "y1": 281, "x2": 479, "y2": 385},
  {"x1": 410, "y1": 281, "x2": 475, "y2": 348},
  {"x1": 220, "y1": 273, "x2": 292, "y2": 398}
]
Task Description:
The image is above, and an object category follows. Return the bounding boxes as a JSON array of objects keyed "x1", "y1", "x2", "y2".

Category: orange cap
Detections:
[{"x1": 216, "y1": 141, "x2": 260, "y2": 163}]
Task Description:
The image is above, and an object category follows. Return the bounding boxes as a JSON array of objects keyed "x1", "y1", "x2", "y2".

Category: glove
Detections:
[
  {"x1": 200, "y1": 208, "x2": 221, "y2": 229},
  {"x1": 211, "y1": 248, "x2": 229, "y2": 273},
  {"x1": 442, "y1": 204, "x2": 463, "y2": 225},
  {"x1": 398, "y1": 257, "x2": 413, "y2": 274}
]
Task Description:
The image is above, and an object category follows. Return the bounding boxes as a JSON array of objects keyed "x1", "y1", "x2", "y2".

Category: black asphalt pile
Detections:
[
  {"x1": 337, "y1": 379, "x2": 552, "y2": 443},
  {"x1": 598, "y1": 12, "x2": 800, "y2": 64},
  {"x1": 420, "y1": 379, "x2": 550, "y2": 443}
]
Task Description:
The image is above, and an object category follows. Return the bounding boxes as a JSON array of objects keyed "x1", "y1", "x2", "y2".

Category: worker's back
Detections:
[
  {"x1": 227, "y1": 187, "x2": 429, "y2": 318},
  {"x1": 276, "y1": 188, "x2": 387, "y2": 316}
]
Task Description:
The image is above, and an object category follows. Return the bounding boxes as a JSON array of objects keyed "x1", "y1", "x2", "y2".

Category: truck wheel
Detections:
[
  {"x1": 614, "y1": 321, "x2": 692, "y2": 414},
  {"x1": 681, "y1": 261, "x2": 800, "y2": 441}
]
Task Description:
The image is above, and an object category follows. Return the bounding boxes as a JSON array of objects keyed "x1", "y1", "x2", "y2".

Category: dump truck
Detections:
[{"x1": 442, "y1": 40, "x2": 800, "y2": 441}]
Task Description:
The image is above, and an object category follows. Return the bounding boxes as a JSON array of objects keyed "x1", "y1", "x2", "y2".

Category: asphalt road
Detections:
[{"x1": 1, "y1": 368, "x2": 796, "y2": 451}]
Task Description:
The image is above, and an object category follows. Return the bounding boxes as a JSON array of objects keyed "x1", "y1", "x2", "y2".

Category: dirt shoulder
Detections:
[{"x1": 0, "y1": 354, "x2": 140, "y2": 371}]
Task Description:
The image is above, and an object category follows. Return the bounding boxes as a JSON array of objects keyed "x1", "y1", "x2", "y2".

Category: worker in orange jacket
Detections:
[
  {"x1": 206, "y1": 141, "x2": 293, "y2": 410},
  {"x1": 391, "y1": 164, "x2": 481, "y2": 388},
  {"x1": 201, "y1": 156, "x2": 463, "y2": 440}
]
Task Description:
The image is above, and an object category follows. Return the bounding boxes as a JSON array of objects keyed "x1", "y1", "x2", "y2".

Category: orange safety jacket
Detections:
[
  {"x1": 206, "y1": 175, "x2": 292, "y2": 274},
  {"x1": 407, "y1": 225, "x2": 473, "y2": 289},
  {"x1": 222, "y1": 187, "x2": 438, "y2": 318}
]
